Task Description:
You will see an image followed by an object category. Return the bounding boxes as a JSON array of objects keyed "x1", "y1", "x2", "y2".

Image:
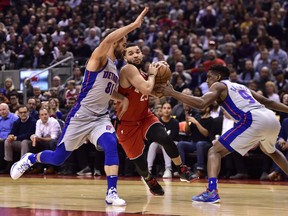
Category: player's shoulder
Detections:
[
  {"x1": 120, "y1": 63, "x2": 139, "y2": 75},
  {"x1": 211, "y1": 81, "x2": 227, "y2": 90}
]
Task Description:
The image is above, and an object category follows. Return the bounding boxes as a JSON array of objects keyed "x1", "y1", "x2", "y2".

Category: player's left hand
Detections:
[
  {"x1": 134, "y1": 7, "x2": 149, "y2": 28},
  {"x1": 117, "y1": 97, "x2": 129, "y2": 120},
  {"x1": 160, "y1": 82, "x2": 174, "y2": 96}
]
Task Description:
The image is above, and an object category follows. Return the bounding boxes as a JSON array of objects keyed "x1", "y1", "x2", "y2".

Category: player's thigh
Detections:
[
  {"x1": 220, "y1": 124, "x2": 260, "y2": 156},
  {"x1": 59, "y1": 117, "x2": 92, "y2": 151},
  {"x1": 88, "y1": 116, "x2": 115, "y2": 147},
  {"x1": 252, "y1": 109, "x2": 280, "y2": 154},
  {"x1": 119, "y1": 129, "x2": 145, "y2": 159}
]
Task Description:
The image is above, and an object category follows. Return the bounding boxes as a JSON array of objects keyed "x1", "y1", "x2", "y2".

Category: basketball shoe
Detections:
[
  {"x1": 10, "y1": 153, "x2": 34, "y2": 180},
  {"x1": 142, "y1": 176, "x2": 165, "y2": 196},
  {"x1": 192, "y1": 189, "x2": 220, "y2": 203},
  {"x1": 179, "y1": 165, "x2": 197, "y2": 182},
  {"x1": 106, "y1": 187, "x2": 126, "y2": 206}
]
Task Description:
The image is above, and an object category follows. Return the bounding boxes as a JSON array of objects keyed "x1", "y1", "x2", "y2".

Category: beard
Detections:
[
  {"x1": 114, "y1": 48, "x2": 124, "y2": 60},
  {"x1": 127, "y1": 60, "x2": 143, "y2": 69}
]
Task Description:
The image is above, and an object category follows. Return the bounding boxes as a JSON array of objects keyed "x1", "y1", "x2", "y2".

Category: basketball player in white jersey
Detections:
[
  {"x1": 160, "y1": 64, "x2": 288, "y2": 203},
  {"x1": 10, "y1": 7, "x2": 150, "y2": 206}
]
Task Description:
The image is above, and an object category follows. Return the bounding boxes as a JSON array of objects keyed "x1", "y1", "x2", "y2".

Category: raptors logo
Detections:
[{"x1": 30, "y1": 76, "x2": 39, "y2": 82}]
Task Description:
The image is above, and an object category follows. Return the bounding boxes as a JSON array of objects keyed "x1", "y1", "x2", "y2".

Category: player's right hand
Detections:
[{"x1": 148, "y1": 62, "x2": 160, "y2": 76}]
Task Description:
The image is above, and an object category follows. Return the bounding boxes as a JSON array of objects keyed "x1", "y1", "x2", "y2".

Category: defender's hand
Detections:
[
  {"x1": 117, "y1": 97, "x2": 129, "y2": 120},
  {"x1": 133, "y1": 7, "x2": 149, "y2": 28}
]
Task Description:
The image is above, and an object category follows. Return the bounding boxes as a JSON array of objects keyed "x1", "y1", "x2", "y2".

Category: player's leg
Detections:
[
  {"x1": 146, "y1": 123, "x2": 194, "y2": 182},
  {"x1": 97, "y1": 132, "x2": 126, "y2": 206},
  {"x1": 117, "y1": 122, "x2": 164, "y2": 196},
  {"x1": 192, "y1": 140, "x2": 229, "y2": 203},
  {"x1": 258, "y1": 110, "x2": 288, "y2": 175},
  {"x1": 90, "y1": 115, "x2": 126, "y2": 206},
  {"x1": 132, "y1": 153, "x2": 165, "y2": 196},
  {"x1": 260, "y1": 145, "x2": 288, "y2": 175}
]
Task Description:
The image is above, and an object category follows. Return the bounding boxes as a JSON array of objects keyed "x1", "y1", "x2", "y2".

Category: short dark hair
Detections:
[
  {"x1": 124, "y1": 43, "x2": 139, "y2": 56},
  {"x1": 209, "y1": 65, "x2": 230, "y2": 80},
  {"x1": 126, "y1": 43, "x2": 137, "y2": 49},
  {"x1": 18, "y1": 105, "x2": 28, "y2": 111}
]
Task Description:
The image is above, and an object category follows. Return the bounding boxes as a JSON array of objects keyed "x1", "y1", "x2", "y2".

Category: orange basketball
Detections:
[{"x1": 154, "y1": 61, "x2": 171, "y2": 84}]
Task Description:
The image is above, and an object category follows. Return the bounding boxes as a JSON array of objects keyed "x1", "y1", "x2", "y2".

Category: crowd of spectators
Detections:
[{"x1": 1, "y1": 0, "x2": 288, "y2": 180}]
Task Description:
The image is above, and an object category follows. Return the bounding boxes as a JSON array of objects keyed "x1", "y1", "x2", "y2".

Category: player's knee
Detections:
[
  {"x1": 98, "y1": 133, "x2": 119, "y2": 166},
  {"x1": 153, "y1": 131, "x2": 170, "y2": 146}
]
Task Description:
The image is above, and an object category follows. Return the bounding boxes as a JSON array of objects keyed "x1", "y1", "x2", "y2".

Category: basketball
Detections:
[{"x1": 154, "y1": 61, "x2": 171, "y2": 84}]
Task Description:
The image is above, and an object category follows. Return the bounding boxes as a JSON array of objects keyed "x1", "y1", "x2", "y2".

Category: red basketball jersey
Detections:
[{"x1": 117, "y1": 71, "x2": 153, "y2": 122}]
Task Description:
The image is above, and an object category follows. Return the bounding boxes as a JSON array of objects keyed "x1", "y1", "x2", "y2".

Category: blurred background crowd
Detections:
[{"x1": 0, "y1": 0, "x2": 288, "y2": 181}]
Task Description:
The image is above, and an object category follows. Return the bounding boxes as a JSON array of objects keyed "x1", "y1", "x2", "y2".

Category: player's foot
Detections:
[
  {"x1": 179, "y1": 165, "x2": 197, "y2": 182},
  {"x1": 105, "y1": 187, "x2": 126, "y2": 206},
  {"x1": 10, "y1": 153, "x2": 34, "y2": 180},
  {"x1": 142, "y1": 176, "x2": 165, "y2": 196},
  {"x1": 192, "y1": 189, "x2": 220, "y2": 203}
]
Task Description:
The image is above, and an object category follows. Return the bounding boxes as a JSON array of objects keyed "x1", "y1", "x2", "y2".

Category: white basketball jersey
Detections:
[
  {"x1": 220, "y1": 80, "x2": 264, "y2": 121},
  {"x1": 77, "y1": 58, "x2": 119, "y2": 115}
]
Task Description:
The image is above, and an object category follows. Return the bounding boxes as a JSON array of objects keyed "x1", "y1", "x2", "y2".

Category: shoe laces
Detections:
[
  {"x1": 180, "y1": 165, "x2": 190, "y2": 175},
  {"x1": 147, "y1": 177, "x2": 158, "y2": 187},
  {"x1": 17, "y1": 160, "x2": 31, "y2": 174},
  {"x1": 108, "y1": 188, "x2": 119, "y2": 200}
]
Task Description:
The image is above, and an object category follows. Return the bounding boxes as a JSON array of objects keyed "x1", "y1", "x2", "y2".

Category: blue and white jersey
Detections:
[
  {"x1": 77, "y1": 58, "x2": 119, "y2": 115},
  {"x1": 220, "y1": 80, "x2": 264, "y2": 121}
]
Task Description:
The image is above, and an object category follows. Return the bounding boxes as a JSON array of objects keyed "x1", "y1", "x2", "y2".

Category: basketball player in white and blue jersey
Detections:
[
  {"x1": 10, "y1": 7, "x2": 150, "y2": 206},
  {"x1": 161, "y1": 64, "x2": 288, "y2": 203}
]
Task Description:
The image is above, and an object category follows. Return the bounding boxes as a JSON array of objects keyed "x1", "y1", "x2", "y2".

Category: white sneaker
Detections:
[
  {"x1": 10, "y1": 153, "x2": 33, "y2": 180},
  {"x1": 77, "y1": 166, "x2": 92, "y2": 176},
  {"x1": 94, "y1": 168, "x2": 101, "y2": 176},
  {"x1": 162, "y1": 169, "x2": 172, "y2": 178},
  {"x1": 106, "y1": 187, "x2": 126, "y2": 206}
]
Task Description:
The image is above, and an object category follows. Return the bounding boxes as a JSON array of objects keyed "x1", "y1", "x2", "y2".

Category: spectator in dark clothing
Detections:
[
  {"x1": 2, "y1": 105, "x2": 36, "y2": 173},
  {"x1": 199, "y1": 6, "x2": 217, "y2": 29}
]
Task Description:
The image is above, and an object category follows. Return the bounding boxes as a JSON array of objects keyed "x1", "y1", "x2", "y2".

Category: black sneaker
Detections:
[
  {"x1": 179, "y1": 165, "x2": 197, "y2": 182},
  {"x1": 142, "y1": 176, "x2": 165, "y2": 196}
]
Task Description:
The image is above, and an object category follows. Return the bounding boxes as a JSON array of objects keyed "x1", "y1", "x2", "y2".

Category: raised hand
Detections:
[{"x1": 134, "y1": 7, "x2": 149, "y2": 28}]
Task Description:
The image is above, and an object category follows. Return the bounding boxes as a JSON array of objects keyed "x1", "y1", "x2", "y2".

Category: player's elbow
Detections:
[{"x1": 141, "y1": 89, "x2": 152, "y2": 95}]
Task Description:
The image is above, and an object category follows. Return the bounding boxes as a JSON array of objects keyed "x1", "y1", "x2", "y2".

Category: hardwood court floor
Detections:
[{"x1": 0, "y1": 175, "x2": 287, "y2": 216}]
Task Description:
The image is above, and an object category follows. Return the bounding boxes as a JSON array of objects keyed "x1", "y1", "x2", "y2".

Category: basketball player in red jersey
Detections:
[{"x1": 115, "y1": 44, "x2": 195, "y2": 195}]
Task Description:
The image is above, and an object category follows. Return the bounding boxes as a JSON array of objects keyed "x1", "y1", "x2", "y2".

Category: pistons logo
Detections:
[{"x1": 106, "y1": 125, "x2": 112, "y2": 130}]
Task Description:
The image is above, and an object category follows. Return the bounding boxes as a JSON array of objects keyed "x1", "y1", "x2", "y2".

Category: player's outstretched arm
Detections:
[
  {"x1": 86, "y1": 7, "x2": 148, "y2": 71},
  {"x1": 163, "y1": 82, "x2": 224, "y2": 109},
  {"x1": 92, "y1": 7, "x2": 148, "y2": 60},
  {"x1": 251, "y1": 90, "x2": 288, "y2": 113}
]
